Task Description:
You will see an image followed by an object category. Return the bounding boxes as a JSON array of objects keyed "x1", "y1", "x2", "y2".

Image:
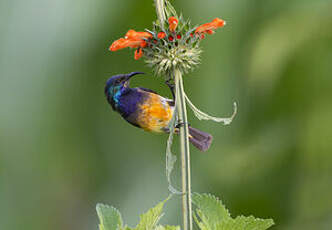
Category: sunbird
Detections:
[{"x1": 104, "y1": 72, "x2": 213, "y2": 151}]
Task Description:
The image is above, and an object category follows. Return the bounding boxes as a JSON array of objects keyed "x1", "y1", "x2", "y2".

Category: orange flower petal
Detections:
[
  {"x1": 140, "y1": 40, "x2": 147, "y2": 48},
  {"x1": 127, "y1": 39, "x2": 145, "y2": 48},
  {"x1": 110, "y1": 38, "x2": 145, "y2": 51},
  {"x1": 109, "y1": 38, "x2": 128, "y2": 51},
  {"x1": 134, "y1": 48, "x2": 143, "y2": 60},
  {"x1": 195, "y1": 17, "x2": 225, "y2": 34},
  {"x1": 206, "y1": 30, "x2": 215, "y2": 35},
  {"x1": 168, "y1": 16, "x2": 178, "y2": 32},
  {"x1": 125, "y1": 29, "x2": 135, "y2": 38},
  {"x1": 125, "y1": 29, "x2": 152, "y2": 40},
  {"x1": 212, "y1": 18, "x2": 225, "y2": 27},
  {"x1": 157, "y1": 32, "x2": 166, "y2": 39}
]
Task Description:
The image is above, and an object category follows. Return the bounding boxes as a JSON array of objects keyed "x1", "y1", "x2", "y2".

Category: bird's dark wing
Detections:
[{"x1": 124, "y1": 113, "x2": 141, "y2": 128}]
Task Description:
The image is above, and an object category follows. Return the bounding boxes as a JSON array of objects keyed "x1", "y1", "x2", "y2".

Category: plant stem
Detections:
[
  {"x1": 154, "y1": 1, "x2": 193, "y2": 230},
  {"x1": 174, "y1": 69, "x2": 193, "y2": 230},
  {"x1": 154, "y1": 0, "x2": 166, "y2": 30}
]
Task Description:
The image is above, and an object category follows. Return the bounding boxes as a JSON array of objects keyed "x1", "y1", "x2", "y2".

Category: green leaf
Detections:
[
  {"x1": 217, "y1": 216, "x2": 274, "y2": 230},
  {"x1": 96, "y1": 204, "x2": 123, "y2": 230},
  {"x1": 192, "y1": 193, "x2": 231, "y2": 230},
  {"x1": 156, "y1": 225, "x2": 181, "y2": 230},
  {"x1": 135, "y1": 197, "x2": 170, "y2": 230},
  {"x1": 96, "y1": 197, "x2": 178, "y2": 230},
  {"x1": 123, "y1": 227, "x2": 134, "y2": 230},
  {"x1": 193, "y1": 193, "x2": 274, "y2": 230}
]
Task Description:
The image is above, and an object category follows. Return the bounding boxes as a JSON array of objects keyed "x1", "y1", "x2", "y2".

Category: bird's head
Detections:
[
  {"x1": 105, "y1": 72, "x2": 145, "y2": 103},
  {"x1": 105, "y1": 72, "x2": 144, "y2": 95}
]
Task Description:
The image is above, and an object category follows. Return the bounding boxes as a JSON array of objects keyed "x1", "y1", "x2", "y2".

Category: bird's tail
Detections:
[{"x1": 188, "y1": 126, "x2": 213, "y2": 152}]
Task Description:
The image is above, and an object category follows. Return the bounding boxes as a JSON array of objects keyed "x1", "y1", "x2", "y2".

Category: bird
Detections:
[{"x1": 104, "y1": 72, "x2": 213, "y2": 151}]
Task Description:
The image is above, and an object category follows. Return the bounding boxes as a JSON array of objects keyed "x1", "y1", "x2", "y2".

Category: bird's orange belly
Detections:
[{"x1": 137, "y1": 94, "x2": 174, "y2": 133}]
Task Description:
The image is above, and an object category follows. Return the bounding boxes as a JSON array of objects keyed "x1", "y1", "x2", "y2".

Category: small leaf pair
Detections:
[{"x1": 96, "y1": 196, "x2": 178, "y2": 230}]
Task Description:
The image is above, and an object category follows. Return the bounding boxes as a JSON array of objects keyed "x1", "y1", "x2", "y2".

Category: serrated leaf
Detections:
[
  {"x1": 192, "y1": 193, "x2": 231, "y2": 230},
  {"x1": 193, "y1": 194, "x2": 274, "y2": 230},
  {"x1": 216, "y1": 216, "x2": 274, "y2": 230},
  {"x1": 193, "y1": 212, "x2": 210, "y2": 230},
  {"x1": 96, "y1": 204, "x2": 123, "y2": 230},
  {"x1": 135, "y1": 197, "x2": 170, "y2": 230}
]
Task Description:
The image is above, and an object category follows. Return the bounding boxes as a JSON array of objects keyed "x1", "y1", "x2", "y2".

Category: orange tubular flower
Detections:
[
  {"x1": 109, "y1": 38, "x2": 128, "y2": 51},
  {"x1": 126, "y1": 39, "x2": 145, "y2": 48},
  {"x1": 157, "y1": 32, "x2": 166, "y2": 39},
  {"x1": 134, "y1": 48, "x2": 143, "y2": 60},
  {"x1": 168, "y1": 17, "x2": 178, "y2": 32},
  {"x1": 140, "y1": 40, "x2": 147, "y2": 48},
  {"x1": 206, "y1": 30, "x2": 215, "y2": 35},
  {"x1": 109, "y1": 38, "x2": 146, "y2": 51},
  {"x1": 195, "y1": 17, "x2": 225, "y2": 34},
  {"x1": 125, "y1": 29, "x2": 153, "y2": 40}
]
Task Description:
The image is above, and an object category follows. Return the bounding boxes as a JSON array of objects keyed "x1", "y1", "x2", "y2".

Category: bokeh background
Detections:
[{"x1": 1, "y1": 0, "x2": 332, "y2": 229}]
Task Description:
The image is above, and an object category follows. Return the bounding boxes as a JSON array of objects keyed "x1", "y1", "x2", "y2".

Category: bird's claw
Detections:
[
  {"x1": 175, "y1": 122, "x2": 190, "y2": 128},
  {"x1": 165, "y1": 80, "x2": 175, "y2": 99}
]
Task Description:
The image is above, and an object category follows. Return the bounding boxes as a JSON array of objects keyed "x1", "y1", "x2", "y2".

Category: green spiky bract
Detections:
[{"x1": 143, "y1": 1, "x2": 202, "y2": 79}]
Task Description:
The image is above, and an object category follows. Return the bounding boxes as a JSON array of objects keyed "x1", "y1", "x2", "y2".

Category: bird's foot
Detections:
[
  {"x1": 165, "y1": 80, "x2": 175, "y2": 99},
  {"x1": 175, "y1": 122, "x2": 190, "y2": 128}
]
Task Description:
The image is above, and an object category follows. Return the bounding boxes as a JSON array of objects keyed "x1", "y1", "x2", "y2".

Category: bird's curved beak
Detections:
[
  {"x1": 127, "y1": 72, "x2": 145, "y2": 79},
  {"x1": 124, "y1": 72, "x2": 145, "y2": 86}
]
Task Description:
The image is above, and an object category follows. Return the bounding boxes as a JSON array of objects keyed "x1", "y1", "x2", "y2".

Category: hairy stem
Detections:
[
  {"x1": 174, "y1": 69, "x2": 193, "y2": 230},
  {"x1": 154, "y1": 0, "x2": 166, "y2": 29}
]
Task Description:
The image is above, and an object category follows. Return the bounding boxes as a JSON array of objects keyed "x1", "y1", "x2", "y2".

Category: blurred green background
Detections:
[{"x1": 1, "y1": 0, "x2": 332, "y2": 229}]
